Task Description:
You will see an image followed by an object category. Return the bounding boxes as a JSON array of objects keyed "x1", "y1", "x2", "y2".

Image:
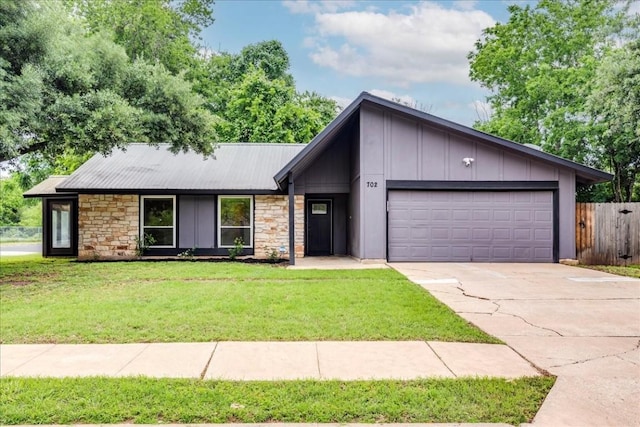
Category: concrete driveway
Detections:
[{"x1": 389, "y1": 263, "x2": 640, "y2": 427}]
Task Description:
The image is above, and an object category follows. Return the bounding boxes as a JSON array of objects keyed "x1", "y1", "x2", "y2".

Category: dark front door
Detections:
[
  {"x1": 306, "y1": 199, "x2": 332, "y2": 255},
  {"x1": 44, "y1": 198, "x2": 78, "y2": 257}
]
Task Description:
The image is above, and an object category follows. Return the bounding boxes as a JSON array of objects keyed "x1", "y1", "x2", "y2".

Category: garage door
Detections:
[{"x1": 388, "y1": 190, "x2": 554, "y2": 262}]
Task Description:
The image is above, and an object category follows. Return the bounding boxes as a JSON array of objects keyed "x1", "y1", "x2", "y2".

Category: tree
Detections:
[
  {"x1": 0, "y1": 0, "x2": 218, "y2": 163},
  {"x1": 586, "y1": 41, "x2": 640, "y2": 201},
  {"x1": 0, "y1": 175, "x2": 23, "y2": 225},
  {"x1": 67, "y1": 0, "x2": 214, "y2": 74},
  {"x1": 468, "y1": 0, "x2": 639, "y2": 201},
  {"x1": 468, "y1": 1, "x2": 634, "y2": 158},
  {"x1": 201, "y1": 40, "x2": 338, "y2": 143}
]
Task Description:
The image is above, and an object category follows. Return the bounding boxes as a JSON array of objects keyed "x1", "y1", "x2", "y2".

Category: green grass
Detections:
[
  {"x1": 580, "y1": 264, "x2": 640, "y2": 278},
  {"x1": 0, "y1": 256, "x2": 497, "y2": 344},
  {"x1": 0, "y1": 377, "x2": 555, "y2": 425}
]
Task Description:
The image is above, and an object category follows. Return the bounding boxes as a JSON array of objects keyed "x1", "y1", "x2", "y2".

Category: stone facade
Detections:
[
  {"x1": 78, "y1": 194, "x2": 138, "y2": 259},
  {"x1": 254, "y1": 194, "x2": 305, "y2": 259}
]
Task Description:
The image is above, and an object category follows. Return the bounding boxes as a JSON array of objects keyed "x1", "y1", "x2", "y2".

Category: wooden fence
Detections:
[{"x1": 576, "y1": 203, "x2": 640, "y2": 265}]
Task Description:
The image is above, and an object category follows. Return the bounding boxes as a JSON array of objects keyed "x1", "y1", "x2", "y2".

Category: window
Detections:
[
  {"x1": 218, "y1": 196, "x2": 253, "y2": 248},
  {"x1": 141, "y1": 196, "x2": 175, "y2": 247},
  {"x1": 51, "y1": 201, "x2": 71, "y2": 248}
]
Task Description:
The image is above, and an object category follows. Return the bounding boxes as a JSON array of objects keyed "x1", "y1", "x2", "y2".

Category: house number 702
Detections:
[{"x1": 366, "y1": 181, "x2": 378, "y2": 188}]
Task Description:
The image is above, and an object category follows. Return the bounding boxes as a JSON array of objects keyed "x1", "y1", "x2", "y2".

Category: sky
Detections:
[{"x1": 200, "y1": 0, "x2": 537, "y2": 126}]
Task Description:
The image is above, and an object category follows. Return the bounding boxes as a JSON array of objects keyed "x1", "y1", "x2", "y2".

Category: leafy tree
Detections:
[
  {"x1": 0, "y1": 0, "x2": 218, "y2": 163},
  {"x1": 468, "y1": 0, "x2": 638, "y2": 201},
  {"x1": 231, "y1": 40, "x2": 294, "y2": 84},
  {"x1": 0, "y1": 175, "x2": 23, "y2": 225},
  {"x1": 202, "y1": 41, "x2": 338, "y2": 143},
  {"x1": 586, "y1": 41, "x2": 640, "y2": 201},
  {"x1": 67, "y1": 0, "x2": 214, "y2": 74}
]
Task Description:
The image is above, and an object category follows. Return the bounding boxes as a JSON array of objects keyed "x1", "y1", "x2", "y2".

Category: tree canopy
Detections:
[
  {"x1": 586, "y1": 40, "x2": 640, "y2": 202},
  {"x1": 0, "y1": 0, "x2": 218, "y2": 163},
  {"x1": 68, "y1": 0, "x2": 214, "y2": 75},
  {"x1": 0, "y1": 1, "x2": 339, "y2": 225},
  {"x1": 468, "y1": 0, "x2": 639, "y2": 201},
  {"x1": 197, "y1": 40, "x2": 338, "y2": 144}
]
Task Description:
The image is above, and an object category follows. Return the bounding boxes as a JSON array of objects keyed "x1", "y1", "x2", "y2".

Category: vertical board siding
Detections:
[{"x1": 576, "y1": 203, "x2": 640, "y2": 265}]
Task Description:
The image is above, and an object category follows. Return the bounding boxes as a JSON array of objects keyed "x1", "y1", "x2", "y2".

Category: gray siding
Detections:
[
  {"x1": 349, "y1": 125, "x2": 361, "y2": 258},
  {"x1": 359, "y1": 104, "x2": 577, "y2": 260},
  {"x1": 359, "y1": 106, "x2": 386, "y2": 259},
  {"x1": 333, "y1": 194, "x2": 348, "y2": 255},
  {"x1": 349, "y1": 176, "x2": 361, "y2": 258},
  {"x1": 295, "y1": 138, "x2": 350, "y2": 194}
]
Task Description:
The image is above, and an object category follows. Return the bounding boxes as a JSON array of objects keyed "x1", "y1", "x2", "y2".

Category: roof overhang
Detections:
[{"x1": 23, "y1": 176, "x2": 74, "y2": 198}]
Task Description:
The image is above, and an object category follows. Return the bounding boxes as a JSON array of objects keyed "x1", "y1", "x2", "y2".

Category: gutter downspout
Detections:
[{"x1": 288, "y1": 172, "x2": 295, "y2": 265}]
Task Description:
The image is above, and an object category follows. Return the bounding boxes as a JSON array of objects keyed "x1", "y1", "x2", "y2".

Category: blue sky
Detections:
[{"x1": 200, "y1": 0, "x2": 539, "y2": 126}]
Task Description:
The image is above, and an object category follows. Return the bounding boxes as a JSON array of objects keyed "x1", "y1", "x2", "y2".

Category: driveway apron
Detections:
[{"x1": 389, "y1": 262, "x2": 640, "y2": 427}]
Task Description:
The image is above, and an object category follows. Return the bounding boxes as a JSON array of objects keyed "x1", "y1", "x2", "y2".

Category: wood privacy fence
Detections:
[{"x1": 576, "y1": 203, "x2": 640, "y2": 265}]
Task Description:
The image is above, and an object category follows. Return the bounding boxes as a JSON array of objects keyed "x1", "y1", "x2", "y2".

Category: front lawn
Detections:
[
  {"x1": 0, "y1": 377, "x2": 554, "y2": 425},
  {"x1": 0, "y1": 256, "x2": 497, "y2": 344}
]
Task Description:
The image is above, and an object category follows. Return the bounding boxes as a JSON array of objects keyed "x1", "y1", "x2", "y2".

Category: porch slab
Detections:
[
  {"x1": 316, "y1": 341, "x2": 453, "y2": 379},
  {"x1": 288, "y1": 256, "x2": 388, "y2": 270}
]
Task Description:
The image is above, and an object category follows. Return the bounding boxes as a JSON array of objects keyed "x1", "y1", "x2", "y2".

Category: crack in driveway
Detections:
[
  {"x1": 549, "y1": 339, "x2": 640, "y2": 369},
  {"x1": 456, "y1": 283, "x2": 563, "y2": 336}
]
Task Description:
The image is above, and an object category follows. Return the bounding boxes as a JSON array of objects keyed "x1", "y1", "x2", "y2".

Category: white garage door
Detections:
[{"x1": 388, "y1": 190, "x2": 554, "y2": 262}]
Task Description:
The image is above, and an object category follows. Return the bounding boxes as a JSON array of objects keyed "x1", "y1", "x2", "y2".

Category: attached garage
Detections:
[
  {"x1": 388, "y1": 188, "x2": 556, "y2": 262},
  {"x1": 274, "y1": 93, "x2": 613, "y2": 264}
]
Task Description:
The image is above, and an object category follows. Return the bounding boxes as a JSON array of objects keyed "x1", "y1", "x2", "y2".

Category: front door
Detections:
[{"x1": 306, "y1": 199, "x2": 332, "y2": 255}]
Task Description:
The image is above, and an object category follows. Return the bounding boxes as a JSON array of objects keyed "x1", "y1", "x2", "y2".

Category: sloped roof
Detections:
[
  {"x1": 23, "y1": 176, "x2": 71, "y2": 198},
  {"x1": 275, "y1": 92, "x2": 613, "y2": 187},
  {"x1": 57, "y1": 143, "x2": 306, "y2": 193}
]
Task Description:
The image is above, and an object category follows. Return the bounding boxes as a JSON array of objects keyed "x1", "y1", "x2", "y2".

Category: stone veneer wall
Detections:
[
  {"x1": 78, "y1": 194, "x2": 139, "y2": 259},
  {"x1": 254, "y1": 194, "x2": 304, "y2": 259}
]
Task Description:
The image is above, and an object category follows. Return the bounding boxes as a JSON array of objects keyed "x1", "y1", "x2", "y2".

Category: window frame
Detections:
[
  {"x1": 217, "y1": 195, "x2": 254, "y2": 248},
  {"x1": 140, "y1": 195, "x2": 176, "y2": 248}
]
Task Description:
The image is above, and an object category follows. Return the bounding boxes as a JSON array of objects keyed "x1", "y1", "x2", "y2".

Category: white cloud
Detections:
[
  {"x1": 282, "y1": 0, "x2": 356, "y2": 15},
  {"x1": 307, "y1": 2, "x2": 495, "y2": 86}
]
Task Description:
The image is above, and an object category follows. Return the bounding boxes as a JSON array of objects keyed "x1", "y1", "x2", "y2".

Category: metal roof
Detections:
[
  {"x1": 23, "y1": 176, "x2": 71, "y2": 198},
  {"x1": 275, "y1": 92, "x2": 613, "y2": 187},
  {"x1": 57, "y1": 143, "x2": 306, "y2": 193}
]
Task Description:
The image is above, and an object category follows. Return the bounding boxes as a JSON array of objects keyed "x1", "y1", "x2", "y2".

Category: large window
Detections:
[
  {"x1": 51, "y1": 201, "x2": 71, "y2": 249},
  {"x1": 141, "y1": 196, "x2": 175, "y2": 247},
  {"x1": 218, "y1": 196, "x2": 253, "y2": 248}
]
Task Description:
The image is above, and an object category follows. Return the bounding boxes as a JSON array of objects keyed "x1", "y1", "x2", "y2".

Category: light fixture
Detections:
[{"x1": 462, "y1": 157, "x2": 475, "y2": 167}]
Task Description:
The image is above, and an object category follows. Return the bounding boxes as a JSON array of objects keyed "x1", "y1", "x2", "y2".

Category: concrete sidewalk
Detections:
[{"x1": 0, "y1": 340, "x2": 540, "y2": 380}]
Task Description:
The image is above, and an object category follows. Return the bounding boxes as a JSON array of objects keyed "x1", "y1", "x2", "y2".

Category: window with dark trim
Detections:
[
  {"x1": 141, "y1": 196, "x2": 176, "y2": 248},
  {"x1": 218, "y1": 196, "x2": 253, "y2": 248}
]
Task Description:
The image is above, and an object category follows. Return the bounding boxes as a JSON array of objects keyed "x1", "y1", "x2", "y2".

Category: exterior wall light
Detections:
[{"x1": 463, "y1": 157, "x2": 475, "y2": 167}]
